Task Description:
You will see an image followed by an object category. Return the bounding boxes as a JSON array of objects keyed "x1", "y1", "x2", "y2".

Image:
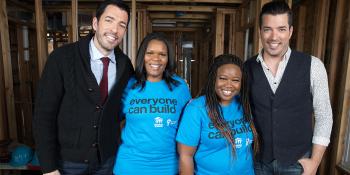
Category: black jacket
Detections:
[{"x1": 33, "y1": 34, "x2": 134, "y2": 173}]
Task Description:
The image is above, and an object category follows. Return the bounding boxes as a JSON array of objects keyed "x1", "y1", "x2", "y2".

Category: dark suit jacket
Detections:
[{"x1": 33, "y1": 34, "x2": 134, "y2": 173}]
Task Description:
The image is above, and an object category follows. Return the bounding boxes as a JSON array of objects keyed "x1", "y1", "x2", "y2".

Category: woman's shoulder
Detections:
[
  {"x1": 187, "y1": 96, "x2": 206, "y2": 108},
  {"x1": 171, "y1": 74, "x2": 187, "y2": 84}
]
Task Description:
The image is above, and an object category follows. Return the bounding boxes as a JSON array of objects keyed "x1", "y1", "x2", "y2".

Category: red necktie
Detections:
[{"x1": 100, "y1": 57, "x2": 110, "y2": 104}]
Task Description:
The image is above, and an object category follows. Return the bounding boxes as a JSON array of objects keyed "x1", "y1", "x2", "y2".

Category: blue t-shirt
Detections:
[
  {"x1": 114, "y1": 75, "x2": 191, "y2": 175},
  {"x1": 176, "y1": 96, "x2": 254, "y2": 175}
]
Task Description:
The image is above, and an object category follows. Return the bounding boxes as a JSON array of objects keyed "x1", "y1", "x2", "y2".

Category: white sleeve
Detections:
[{"x1": 310, "y1": 56, "x2": 333, "y2": 146}]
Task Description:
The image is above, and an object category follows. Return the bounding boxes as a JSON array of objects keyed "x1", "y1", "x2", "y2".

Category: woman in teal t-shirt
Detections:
[
  {"x1": 113, "y1": 32, "x2": 191, "y2": 175},
  {"x1": 176, "y1": 54, "x2": 259, "y2": 175}
]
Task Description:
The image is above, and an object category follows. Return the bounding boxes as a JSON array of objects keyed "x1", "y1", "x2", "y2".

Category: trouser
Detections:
[
  {"x1": 254, "y1": 151, "x2": 311, "y2": 175},
  {"x1": 58, "y1": 157, "x2": 115, "y2": 175}
]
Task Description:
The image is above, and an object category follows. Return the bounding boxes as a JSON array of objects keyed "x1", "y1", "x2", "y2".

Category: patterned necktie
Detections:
[{"x1": 100, "y1": 57, "x2": 110, "y2": 104}]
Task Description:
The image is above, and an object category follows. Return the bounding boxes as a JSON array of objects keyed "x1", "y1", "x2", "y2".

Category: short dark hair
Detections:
[
  {"x1": 95, "y1": 0, "x2": 130, "y2": 25},
  {"x1": 259, "y1": 1, "x2": 292, "y2": 28},
  {"x1": 133, "y1": 32, "x2": 179, "y2": 91}
]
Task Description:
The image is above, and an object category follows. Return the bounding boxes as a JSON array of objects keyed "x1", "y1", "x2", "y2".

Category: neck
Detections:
[{"x1": 93, "y1": 36, "x2": 111, "y2": 56}]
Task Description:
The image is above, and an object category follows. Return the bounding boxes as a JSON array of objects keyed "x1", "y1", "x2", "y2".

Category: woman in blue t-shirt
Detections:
[
  {"x1": 113, "y1": 32, "x2": 191, "y2": 175},
  {"x1": 176, "y1": 54, "x2": 259, "y2": 175}
]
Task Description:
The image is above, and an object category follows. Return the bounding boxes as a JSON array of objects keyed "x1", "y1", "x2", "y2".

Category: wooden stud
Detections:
[
  {"x1": 311, "y1": 0, "x2": 330, "y2": 60},
  {"x1": 131, "y1": 0, "x2": 136, "y2": 65},
  {"x1": 329, "y1": 1, "x2": 350, "y2": 174},
  {"x1": 0, "y1": 0, "x2": 18, "y2": 140},
  {"x1": 71, "y1": 0, "x2": 78, "y2": 42},
  {"x1": 295, "y1": 5, "x2": 306, "y2": 52},
  {"x1": 35, "y1": 0, "x2": 48, "y2": 76},
  {"x1": 214, "y1": 8, "x2": 224, "y2": 56}
]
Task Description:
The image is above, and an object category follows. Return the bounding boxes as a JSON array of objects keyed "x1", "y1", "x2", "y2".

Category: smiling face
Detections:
[
  {"x1": 144, "y1": 39, "x2": 168, "y2": 82},
  {"x1": 260, "y1": 13, "x2": 293, "y2": 59},
  {"x1": 92, "y1": 5, "x2": 128, "y2": 56},
  {"x1": 215, "y1": 64, "x2": 242, "y2": 106}
]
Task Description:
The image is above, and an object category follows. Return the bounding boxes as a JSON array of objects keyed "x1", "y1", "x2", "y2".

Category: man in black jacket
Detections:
[{"x1": 33, "y1": 1, "x2": 133, "y2": 174}]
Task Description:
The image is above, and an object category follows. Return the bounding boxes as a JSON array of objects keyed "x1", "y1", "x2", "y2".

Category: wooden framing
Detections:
[
  {"x1": 147, "y1": 5, "x2": 216, "y2": 12},
  {"x1": 295, "y1": 5, "x2": 306, "y2": 52},
  {"x1": 214, "y1": 8, "x2": 224, "y2": 56},
  {"x1": 150, "y1": 13, "x2": 209, "y2": 20},
  {"x1": 35, "y1": 0, "x2": 47, "y2": 75},
  {"x1": 0, "y1": 0, "x2": 17, "y2": 140},
  {"x1": 131, "y1": 0, "x2": 136, "y2": 65},
  {"x1": 123, "y1": 0, "x2": 242, "y2": 3},
  {"x1": 329, "y1": 1, "x2": 350, "y2": 174},
  {"x1": 71, "y1": 0, "x2": 78, "y2": 42},
  {"x1": 311, "y1": 0, "x2": 330, "y2": 60}
]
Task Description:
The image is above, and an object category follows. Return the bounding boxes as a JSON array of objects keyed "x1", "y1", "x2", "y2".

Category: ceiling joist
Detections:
[
  {"x1": 150, "y1": 13, "x2": 210, "y2": 19},
  {"x1": 123, "y1": 0, "x2": 242, "y2": 3}
]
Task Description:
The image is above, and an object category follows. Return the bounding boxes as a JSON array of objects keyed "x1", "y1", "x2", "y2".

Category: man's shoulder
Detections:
[{"x1": 244, "y1": 54, "x2": 259, "y2": 67}]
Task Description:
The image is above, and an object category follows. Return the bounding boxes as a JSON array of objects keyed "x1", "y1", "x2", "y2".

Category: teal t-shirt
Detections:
[
  {"x1": 176, "y1": 96, "x2": 254, "y2": 175},
  {"x1": 114, "y1": 75, "x2": 191, "y2": 175}
]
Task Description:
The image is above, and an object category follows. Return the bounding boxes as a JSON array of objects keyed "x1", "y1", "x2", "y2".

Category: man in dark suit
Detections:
[{"x1": 33, "y1": 1, "x2": 134, "y2": 174}]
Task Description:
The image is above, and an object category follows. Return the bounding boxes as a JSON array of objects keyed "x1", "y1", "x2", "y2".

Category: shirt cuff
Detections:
[{"x1": 312, "y1": 136, "x2": 330, "y2": 146}]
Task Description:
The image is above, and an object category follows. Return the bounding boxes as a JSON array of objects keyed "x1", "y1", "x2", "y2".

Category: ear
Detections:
[
  {"x1": 92, "y1": 17, "x2": 98, "y2": 31},
  {"x1": 289, "y1": 26, "x2": 293, "y2": 39}
]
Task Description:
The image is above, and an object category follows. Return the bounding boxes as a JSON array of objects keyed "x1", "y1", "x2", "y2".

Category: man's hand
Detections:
[
  {"x1": 298, "y1": 158, "x2": 318, "y2": 175},
  {"x1": 298, "y1": 144, "x2": 327, "y2": 175},
  {"x1": 44, "y1": 170, "x2": 61, "y2": 175}
]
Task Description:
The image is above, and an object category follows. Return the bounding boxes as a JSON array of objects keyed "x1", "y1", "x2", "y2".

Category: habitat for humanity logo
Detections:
[{"x1": 154, "y1": 117, "x2": 163, "y2": 128}]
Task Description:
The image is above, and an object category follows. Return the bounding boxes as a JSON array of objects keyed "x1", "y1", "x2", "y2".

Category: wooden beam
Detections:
[
  {"x1": 71, "y1": 0, "x2": 78, "y2": 42},
  {"x1": 131, "y1": 0, "x2": 136, "y2": 65},
  {"x1": 147, "y1": 5, "x2": 216, "y2": 12},
  {"x1": 295, "y1": 5, "x2": 306, "y2": 52},
  {"x1": 149, "y1": 13, "x2": 209, "y2": 20},
  {"x1": 35, "y1": 0, "x2": 48, "y2": 76},
  {"x1": 329, "y1": 1, "x2": 350, "y2": 174},
  {"x1": 214, "y1": 8, "x2": 224, "y2": 56},
  {"x1": 153, "y1": 19, "x2": 207, "y2": 23},
  {"x1": 311, "y1": 0, "x2": 330, "y2": 60},
  {"x1": 123, "y1": 0, "x2": 242, "y2": 3},
  {"x1": 0, "y1": 0, "x2": 18, "y2": 140}
]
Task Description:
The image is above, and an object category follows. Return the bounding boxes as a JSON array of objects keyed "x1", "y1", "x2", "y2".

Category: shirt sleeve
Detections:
[
  {"x1": 176, "y1": 102, "x2": 202, "y2": 147},
  {"x1": 310, "y1": 56, "x2": 333, "y2": 146}
]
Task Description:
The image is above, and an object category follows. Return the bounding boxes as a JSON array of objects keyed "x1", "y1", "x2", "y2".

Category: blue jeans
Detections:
[
  {"x1": 58, "y1": 157, "x2": 114, "y2": 175},
  {"x1": 254, "y1": 152, "x2": 311, "y2": 175}
]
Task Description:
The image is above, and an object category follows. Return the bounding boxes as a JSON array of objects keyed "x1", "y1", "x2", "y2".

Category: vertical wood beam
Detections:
[
  {"x1": 329, "y1": 1, "x2": 350, "y2": 174},
  {"x1": 214, "y1": 8, "x2": 224, "y2": 56},
  {"x1": 295, "y1": 5, "x2": 306, "y2": 52},
  {"x1": 0, "y1": 0, "x2": 17, "y2": 140},
  {"x1": 131, "y1": 0, "x2": 136, "y2": 65},
  {"x1": 35, "y1": 0, "x2": 47, "y2": 76},
  {"x1": 71, "y1": 0, "x2": 78, "y2": 42},
  {"x1": 311, "y1": 0, "x2": 330, "y2": 60}
]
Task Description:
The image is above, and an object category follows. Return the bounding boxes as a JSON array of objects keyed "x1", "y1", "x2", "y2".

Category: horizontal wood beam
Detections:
[
  {"x1": 123, "y1": 0, "x2": 242, "y2": 3},
  {"x1": 153, "y1": 19, "x2": 207, "y2": 23},
  {"x1": 147, "y1": 5, "x2": 216, "y2": 12},
  {"x1": 150, "y1": 13, "x2": 210, "y2": 19}
]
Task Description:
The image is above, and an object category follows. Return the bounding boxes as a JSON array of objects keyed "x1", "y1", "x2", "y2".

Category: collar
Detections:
[
  {"x1": 256, "y1": 47, "x2": 291, "y2": 63},
  {"x1": 89, "y1": 38, "x2": 116, "y2": 63}
]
